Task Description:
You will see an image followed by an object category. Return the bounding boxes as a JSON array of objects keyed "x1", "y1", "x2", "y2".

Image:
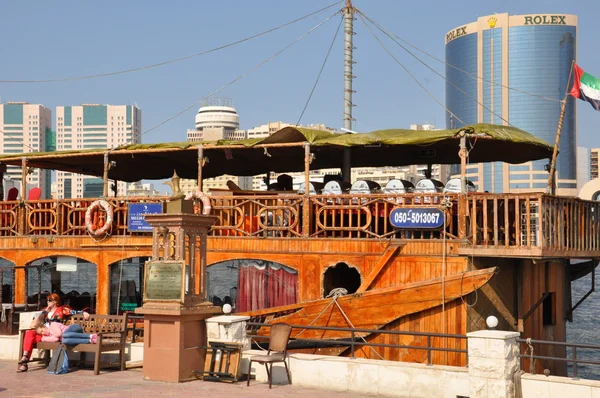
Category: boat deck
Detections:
[{"x1": 0, "y1": 191, "x2": 597, "y2": 259}]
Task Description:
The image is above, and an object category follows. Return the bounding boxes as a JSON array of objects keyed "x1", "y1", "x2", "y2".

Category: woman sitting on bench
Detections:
[{"x1": 18, "y1": 293, "x2": 90, "y2": 372}]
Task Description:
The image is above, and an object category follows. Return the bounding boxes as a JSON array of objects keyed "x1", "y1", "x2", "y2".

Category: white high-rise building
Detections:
[
  {"x1": 0, "y1": 102, "x2": 52, "y2": 199},
  {"x1": 55, "y1": 104, "x2": 141, "y2": 198}
]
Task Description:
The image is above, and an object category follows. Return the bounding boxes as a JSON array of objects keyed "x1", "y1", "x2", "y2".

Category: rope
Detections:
[
  {"x1": 358, "y1": 10, "x2": 512, "y2": 126},
  {"x1": 293, "y1": 295, "x2": 338, "y2": 338},
  {"x1": 329, "y1": 292, "x2": 385, "y2": 360},
  {"x1": 524, "y1": 337, "x2": 536, "y2": 374},
  {"x1": 356, "y1": 9, "x2": 562, "y2": 104},
  {"x1": 139, "y1": 10, "x2": 340, "y2": 139},
  {"x1": 296, "y1": 15, "x2": 343, "y2": 125},
  {"x1": 0, "y1": 1, "x2": 344, "y2": 84},
  {"x1": 514, "y1": 370, "x2": 525, "y2": 398},
  {"x1": 357, "y1": 13, "x2": 465, "y2": 126}
]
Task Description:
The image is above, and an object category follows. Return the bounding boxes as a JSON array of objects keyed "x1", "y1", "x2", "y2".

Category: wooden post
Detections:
[
  {"x1": 20, "y1": 158, "x2": 27, "y2": 235},
  {"x1": 20, "y1": 158, "x2": 27, "y2": 199},
  {"x1": 458, "y1": 134, "x2": 468, "y2": 239},
  {"x1": 197, "y1": 145, "x2": 203, "y2": 192},
  {"x1": 546, "y1": 99, "x2": 568, "y2": 195},
  {"x1": 546, "y1": 61, "x2": 575, "y2": 195},
  {"x1": 103, "y1": 152, "x2": 109, "y2": 197},
  {"x1": 0, "y1": 163, "x2": 6, "y2": 200},
  {"x1": 303, "y1": 143, "x2": 310, "y2": 237}
]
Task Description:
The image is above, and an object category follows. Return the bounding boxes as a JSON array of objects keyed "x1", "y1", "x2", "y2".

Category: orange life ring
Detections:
[
  {"x1": 85, "y1": 200, "x2": 113, "y2": 236},
  {"x1": 185, "y1": 190, "x2": 212, "y2": 215}
]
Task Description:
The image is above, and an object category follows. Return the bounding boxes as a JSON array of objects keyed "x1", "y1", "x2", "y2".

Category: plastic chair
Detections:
[
  {"x1": 27, "y1": 187, "x2": 42, "y2": 200},
  {"x1": 6, "y1": 187, "x2": 18, "y2": 201},
  {"x1": 247, "y1": 323, "x2": 292, "y2": 389}
]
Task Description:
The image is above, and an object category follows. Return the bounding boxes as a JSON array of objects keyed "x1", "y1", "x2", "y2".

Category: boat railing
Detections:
[
  {"x1": 1, "y1": 192, "x2": 598, "y2": 255},
  {"x1": 465, "y1": 193, "x2": 600, "y2": 252},
  {"x1": 247, "y1": 321, "x2": 467, "y2": 366}
]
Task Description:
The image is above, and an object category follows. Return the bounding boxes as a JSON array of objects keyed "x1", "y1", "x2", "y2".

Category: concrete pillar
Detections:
[
  {"x1": 206, "y1": 315, "x2": 251, "y2": 350},
  {"x1": 467, "y1": 330, "x2": 520, "y2": 398}
]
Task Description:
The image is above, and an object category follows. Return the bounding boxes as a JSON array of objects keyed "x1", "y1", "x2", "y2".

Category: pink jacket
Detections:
[{"x1": 41, "y1": 322, "x2": 69, "y2": 342}]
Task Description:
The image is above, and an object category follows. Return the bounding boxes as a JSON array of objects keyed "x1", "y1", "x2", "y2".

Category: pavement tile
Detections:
[{"x1": 0, "y1": 360, "x2": 381, "y2": 398}]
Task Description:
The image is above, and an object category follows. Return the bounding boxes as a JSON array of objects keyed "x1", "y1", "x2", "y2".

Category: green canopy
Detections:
[{"x1": 0, "y1": 123, "x2": 553, "y2": 182}]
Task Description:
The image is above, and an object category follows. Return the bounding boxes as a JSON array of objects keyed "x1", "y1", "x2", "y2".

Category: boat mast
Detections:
[{"x1": 342, "y1": 0, "x2": 355, "y2": 181}]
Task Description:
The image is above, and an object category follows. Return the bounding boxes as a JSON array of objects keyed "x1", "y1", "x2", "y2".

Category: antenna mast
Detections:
[{"x1": 342, "y1": 0, "x2": 355, "y2": 181}]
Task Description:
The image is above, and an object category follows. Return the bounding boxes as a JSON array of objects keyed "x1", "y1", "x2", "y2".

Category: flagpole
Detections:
[{"x1": 546, "y1": 60, "x2": 575, "y2": 195}]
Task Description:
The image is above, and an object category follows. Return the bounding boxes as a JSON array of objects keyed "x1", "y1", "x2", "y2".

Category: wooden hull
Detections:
[{"x1": 244, "y1": 267, "x2": 497, "y2": 339}]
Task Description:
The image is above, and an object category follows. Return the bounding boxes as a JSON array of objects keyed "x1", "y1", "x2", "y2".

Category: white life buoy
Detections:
[
  {"x1": 85, "y1": 200, "x2": 114, "y2": 236},
  {"x1": 185, "y1": 190, "x2": 212, "y2": 215}
]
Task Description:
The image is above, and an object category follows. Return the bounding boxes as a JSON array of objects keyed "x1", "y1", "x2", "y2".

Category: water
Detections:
[{"x1": 566, "y1": 266, "x2": 600, "y2": 380}]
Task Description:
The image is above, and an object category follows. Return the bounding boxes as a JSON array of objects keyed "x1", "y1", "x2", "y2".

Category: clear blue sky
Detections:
[{"x1": 0, "y1": 0, "x2": 598, "y2": 148}]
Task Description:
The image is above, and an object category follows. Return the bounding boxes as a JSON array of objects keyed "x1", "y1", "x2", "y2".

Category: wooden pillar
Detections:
[
  {"x1": 20, "y1": 158, "x2": 27, "y2": 235},
  {"x1": 14, "y1": 267, "x2": 26, "y2": 305},
  {"x1": 303, "y1": 143, "x2": 310, "y2": 237},
  {"x1": 96, "y1": 252, "x2": 110, "y2": 315},
  {"x1": 0, "y1": 163, "x2": 6, "y2": 200},
  {"x1": 102, "y1": 152, "x2": 109, "y2": 197},
  {"x1": 458, "y1": 135, "x2": 468, "y2": 239},
  {"x1": 197, "y1": 145, "x2": 203, "y2": 192},
  {"x1": 20, "y1": 158, "x2": 27, "y2": 198}
]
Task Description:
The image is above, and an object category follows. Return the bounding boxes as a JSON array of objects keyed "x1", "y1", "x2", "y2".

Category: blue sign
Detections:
[
  {"x1": 389, "y1": 207, "x2": 445, "y2": 229},
  {"x1": 128, "y1": 203, "x2": 163, "y2": 231}
]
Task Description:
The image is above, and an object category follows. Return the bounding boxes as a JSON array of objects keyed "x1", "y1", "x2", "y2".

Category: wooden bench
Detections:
[{"x1": 19, "y1": 313, "x2": 129, "y2": 375}]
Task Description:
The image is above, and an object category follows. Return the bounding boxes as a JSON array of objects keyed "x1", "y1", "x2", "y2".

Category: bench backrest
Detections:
[{"x1": 69, "y1": 314, "x2": 128, "y2": 334}]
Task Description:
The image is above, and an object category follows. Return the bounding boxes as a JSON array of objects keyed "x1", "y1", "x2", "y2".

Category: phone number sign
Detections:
[{"x1": 389, "y1": 207, "x2": 445, "y2": 229}]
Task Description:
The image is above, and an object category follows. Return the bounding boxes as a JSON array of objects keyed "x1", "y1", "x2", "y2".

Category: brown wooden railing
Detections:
[
  {"x1": 464, "y1": 193, "x2": 600, "y2": 252},
  {"x1": 0, "y1": 193, "x2": 598, "y2": 255}
]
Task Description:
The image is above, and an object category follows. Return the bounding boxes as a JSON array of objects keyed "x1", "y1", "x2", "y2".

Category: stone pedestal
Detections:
[
  {"x1": 136, "y1": 303, "x2": 221, "y2": 383},
  {"x1": 467, "y1": 330, "x2": 520, "y2": 398},
  {"x1": 206, "y1": 315, "x2": 251, "y2": 350}
]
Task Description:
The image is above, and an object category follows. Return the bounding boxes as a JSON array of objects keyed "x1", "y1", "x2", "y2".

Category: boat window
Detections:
[
  {"x1": 110, "y1": 257, "x2": 149, "y2": 315},
  {"x1": 28, "y1": 257, "x2": 98, "y2": 313},
  {"x1": 322, "y1": 262, "x2": 361, "y2": 298}
]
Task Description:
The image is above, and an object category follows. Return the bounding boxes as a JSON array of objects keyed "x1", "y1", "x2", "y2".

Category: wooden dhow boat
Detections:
[{"x1": 0, "y1": 123, "x2": 597, "y2": 375}]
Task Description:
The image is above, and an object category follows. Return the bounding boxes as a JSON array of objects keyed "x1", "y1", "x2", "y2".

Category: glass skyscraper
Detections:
[{"x1": 445, "y1": 13, "x2": 577, "y2": 195}]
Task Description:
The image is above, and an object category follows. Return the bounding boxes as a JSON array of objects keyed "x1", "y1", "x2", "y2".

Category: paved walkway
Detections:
[{"x1": 0, "y1": 360, "x2": 380, "y2": 398}]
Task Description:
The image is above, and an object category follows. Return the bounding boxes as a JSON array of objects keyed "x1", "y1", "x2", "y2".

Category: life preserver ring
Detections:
[
  {"x1": 185, "y1": 190, "x2": 212, "y2": 215},
  {"x1": 85, "y1": 200, "x2": 114, "y2": 236}
]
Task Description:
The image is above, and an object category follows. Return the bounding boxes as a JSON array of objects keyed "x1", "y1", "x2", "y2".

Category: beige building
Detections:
[
  {"x1": 591, "y1": 148, "x2": 599, "y2": 180},
  {"x1": 127, "y1": 182, "x2": 163, "y2": 197},
  {"x1": 55, "y1": 104, "x2": 141, "y2": 198},
  {"x1": 0, "y1": 102, "x2": 52, "y2": 199}
]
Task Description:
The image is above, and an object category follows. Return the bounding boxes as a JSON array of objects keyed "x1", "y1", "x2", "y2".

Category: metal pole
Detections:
[{"x1": 342, "y1": 0, "x2": 354, "y2": 182}]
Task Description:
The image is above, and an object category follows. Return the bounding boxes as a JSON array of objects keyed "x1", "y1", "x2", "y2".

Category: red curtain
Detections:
[{"x1": 237, "y1": 265, "x2": 297, "y2": 312}]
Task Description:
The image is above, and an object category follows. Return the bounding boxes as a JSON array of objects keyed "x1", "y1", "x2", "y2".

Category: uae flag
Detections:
[{"x1": 570, "y1": 64, "x2": 600, "y2": 111}]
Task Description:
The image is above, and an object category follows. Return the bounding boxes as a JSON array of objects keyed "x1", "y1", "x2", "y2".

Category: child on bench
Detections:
[{"x1": 37, "y1": 323, "x2": 98, "y2": 345}]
